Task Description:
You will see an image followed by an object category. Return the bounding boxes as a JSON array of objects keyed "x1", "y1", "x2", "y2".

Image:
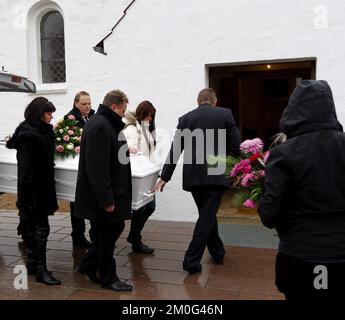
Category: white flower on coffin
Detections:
[{"x1": 67, "y1": 143, "x2": 74, "y2": 151}]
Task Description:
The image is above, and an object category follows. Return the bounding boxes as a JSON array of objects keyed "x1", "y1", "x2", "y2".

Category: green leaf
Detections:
[{"x1": 231, "y1": 191, "x2": 251, "y2": 207}]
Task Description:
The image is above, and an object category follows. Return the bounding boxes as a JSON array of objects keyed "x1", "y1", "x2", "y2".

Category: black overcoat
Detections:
[
  {"x1": 258, "y1": 80, "x2": 345, "y2": 261},
  {"x1": 74, "y1": 104, "x2": 132, "y2": 223},
  {"x1": 6, "y1": 121, "x2": 58, "y2": 215}
]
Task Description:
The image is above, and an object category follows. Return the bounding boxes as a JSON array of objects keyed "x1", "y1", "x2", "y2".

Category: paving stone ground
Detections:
[{"x1": 0, "y1": 210, "x2": 284, "y2": 300}]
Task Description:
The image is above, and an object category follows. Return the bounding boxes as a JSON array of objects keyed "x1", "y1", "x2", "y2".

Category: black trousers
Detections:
[
  {"x1": 276, "y1": 252, "x2": 345, "y2": 301},
  {"x1": 183, "y1": 186, "x2": 226, "y2": 269},
  {"x1": 78, "y1": 220, "x2": 125, "y2": 286},
  {"x1": 127, "y1": 198, "x2": 156, "y2": 246},
  {"x1": 70, "y1": 202, "x2": 95, "y2": 242}
]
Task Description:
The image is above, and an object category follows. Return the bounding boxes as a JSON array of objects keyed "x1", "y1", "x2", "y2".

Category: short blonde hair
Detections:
[{"x1": 103, "y1": 90, "x2": 129, "y2": 107}]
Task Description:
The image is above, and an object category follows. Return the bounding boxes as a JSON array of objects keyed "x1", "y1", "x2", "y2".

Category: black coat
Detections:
[
  {"x1": 65, "y1": 106, "x2": 95, "y2": 128},
  {"x1": 74, "y1": 104, "x2": 132, "y2": 223},
  {"x1": 161, "y1": 103, "x2": 241, "y2": 191},
  {"x1": 258, "y1": 80, "x2": 345, "y2": 261},
  {"x1": 6, "y1": 121, "x2": 58, "y2": 215}
]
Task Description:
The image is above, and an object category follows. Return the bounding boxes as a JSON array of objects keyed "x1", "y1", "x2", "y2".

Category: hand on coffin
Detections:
[
  {"x1": 152, "y1": 179, "x2": 167, "y2": 193},
  {"x1": 129, "y1": 147, "x2": 138, "y2": 154},
  {"x1": 105, "y1": 204, "x2": 115, "y2": 213}
]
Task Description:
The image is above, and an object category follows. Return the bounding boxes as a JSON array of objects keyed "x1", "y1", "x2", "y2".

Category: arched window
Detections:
[{"x1": 40, "y1": 11, "x2": 66, "y2": 83}]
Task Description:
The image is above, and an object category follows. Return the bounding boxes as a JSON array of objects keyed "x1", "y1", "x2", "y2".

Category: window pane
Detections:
[
  {"x1": 41, "y1": 38, "x2": 65, "y2": 60},
  {"x1": 41, "y1": 11, "x2": 64, "y2": 38},
  {"x1": 42, "y1": 61, "x2": 66, "y2": 84},
  {"x1": 40, "y1": 11, "x2": 66, "y2": 83}
]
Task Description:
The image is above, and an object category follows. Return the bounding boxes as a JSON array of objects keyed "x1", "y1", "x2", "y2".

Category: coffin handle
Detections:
[{"x1": 143, "y1": 191, "x2": 155, "y2": 198}]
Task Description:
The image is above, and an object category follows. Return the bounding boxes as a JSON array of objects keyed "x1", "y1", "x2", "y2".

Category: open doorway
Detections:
[{"x1": 208, "y1": 58, "x2": 316, "y2": 148}]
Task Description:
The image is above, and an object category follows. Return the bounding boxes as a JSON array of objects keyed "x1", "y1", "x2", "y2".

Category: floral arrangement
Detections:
[
  {"x1": 54, "y1": 115, "x2": 82, "y2": 158},
  {"x1": 208, "y1": 138, "x2": 269, "y2": 209}
]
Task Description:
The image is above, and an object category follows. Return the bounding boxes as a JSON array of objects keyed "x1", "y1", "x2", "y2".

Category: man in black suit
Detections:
[
  {"x1": 65, "y1": 91, "x2": 95, "y2": 248},
  {"x1": 75, "y1": 89, "x2": 133, "y2": 291},
  {"x1": 153, "y1": 88, "x2": 241, "y2": 274},
  {"x1": 66, "y1": 91, "x2": 95, "y2": 127}
]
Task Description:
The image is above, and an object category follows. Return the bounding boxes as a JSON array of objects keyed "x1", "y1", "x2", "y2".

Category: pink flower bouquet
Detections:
[
  {"x1": 231, "y1": 138, "x2": 269, "y2": 208},
  {"x1": 54, "y1": 116, "x2": 82, "y2": 158},
  {"x1": 208, "y1": 138, "x2": 269, "y2": 208}
]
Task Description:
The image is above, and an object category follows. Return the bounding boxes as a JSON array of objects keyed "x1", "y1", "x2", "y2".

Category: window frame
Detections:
[
  {"x1": 40, "y1": 10, "x2": 66, "y2": 84},
  {"x1": 27, "y1": 2, "x2": 68, "y2": 94}
]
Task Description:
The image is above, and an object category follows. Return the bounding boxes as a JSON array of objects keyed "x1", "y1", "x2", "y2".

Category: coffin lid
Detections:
[
  {"x1": 0, "y1": 143, "x2": 16, "y2": 163},
  {"x1": 129, "y1": 153, "x2": 161, "y2": 177},
  {"x1": 54, "y1": 152, "x2": 161, "y2": 177},
  {"x1": 0, "y1": 144, "x2": 161, "y2": 178}
]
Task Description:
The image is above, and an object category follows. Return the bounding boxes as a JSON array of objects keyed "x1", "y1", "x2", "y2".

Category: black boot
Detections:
[
  {"x1": 127, "y1": 211, "x2": 154, "y2": 253},
  {"x1": 21, "y1": 212, "x2": 36, "y2": 275},
  {"x1": 26, "y1": 248, "x2": 36, "y2": 275},
  {"x1": 34, "y1": 221, "x2": 61, "y2": 286},
  {"x1": 36, "y1": 270, "x2": 61, "y2": 285}
]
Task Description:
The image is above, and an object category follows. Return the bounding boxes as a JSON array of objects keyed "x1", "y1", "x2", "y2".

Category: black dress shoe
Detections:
[
  {"x1": 72, "y1": 237, "x2": 92, "y2": 248},
  {"x1": 183, "y1": 263, "x2": 202, "y2": 274},
  {"x1": 77, "y1": 267, "x2": 100, "y2": 284},
  {"x1": 212, "y1": 258, "x2": 224, "y2": 265},
  {"x1": 132, "y1": 243, "x2": 155, "y2": 254},
  {"x1": 102, "y1": 280, "x2": 133, "y2": 292},
  {"x1": 36, "y1": 271, "x2": 61, "y2": 286}
]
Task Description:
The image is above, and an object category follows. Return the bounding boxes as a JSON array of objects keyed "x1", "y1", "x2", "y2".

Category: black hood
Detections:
[{"x1": 279, "y1": 80, "x2": 342, "y2": 138}]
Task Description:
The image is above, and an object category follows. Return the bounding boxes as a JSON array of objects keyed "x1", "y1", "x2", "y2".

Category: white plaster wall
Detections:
[{"x1": 1, "y1": 0, "x2": 345, "y2": 221}]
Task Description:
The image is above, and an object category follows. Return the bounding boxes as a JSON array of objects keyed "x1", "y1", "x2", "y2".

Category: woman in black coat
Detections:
[
  {"x1": 258, "y1": 80, "x2": 345, "y2": 300},
  {"x1": 6, "y1": 97, "x2": 61, "y2": 286}
]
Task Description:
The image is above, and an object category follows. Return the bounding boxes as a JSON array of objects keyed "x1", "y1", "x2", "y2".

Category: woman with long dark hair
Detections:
[
  {"x1": 7, "y1": 97, "x2": 61, "y2": 285},
  {"x1": 123, "y1": 101, "x2": 157, "y2": 254}
]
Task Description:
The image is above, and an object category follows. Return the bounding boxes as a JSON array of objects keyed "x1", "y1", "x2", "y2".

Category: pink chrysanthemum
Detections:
[
  {"x1": 241, "y1": 173, "x2": 256, "y2": 187},
  {"x1": 230, "y1": 160, "x2": 252, "y2": 177},
  {"x1": 240, "y1": 138, "x2": 264, "y2": 155},
  {"x1": 243, "y1": 199, "x2": 256, "y2": 209}
]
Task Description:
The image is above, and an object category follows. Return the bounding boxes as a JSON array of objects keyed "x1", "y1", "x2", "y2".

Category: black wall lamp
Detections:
[{"x1": 93, "y1": 0, "x2": 137, "y2": 55}]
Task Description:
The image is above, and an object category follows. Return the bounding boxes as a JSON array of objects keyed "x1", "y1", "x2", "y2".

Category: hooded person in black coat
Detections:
[
  {"x1": 6, "y1": 97, "x2": 61, "y2": 286},
  {"x1": 64, "y1": 91, "x2": 95, "y2": 248},
  {"x1": 75, "y1": 90, "x2": 133, "y2": 292},
  {"x1": 258, "y1": 80, "x2": 345, "y2": 300}
]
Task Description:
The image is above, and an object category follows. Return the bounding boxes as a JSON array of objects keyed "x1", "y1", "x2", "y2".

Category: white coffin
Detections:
[{"x1": 0, "y1": 143, "x2": 160, "y2": 210}]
